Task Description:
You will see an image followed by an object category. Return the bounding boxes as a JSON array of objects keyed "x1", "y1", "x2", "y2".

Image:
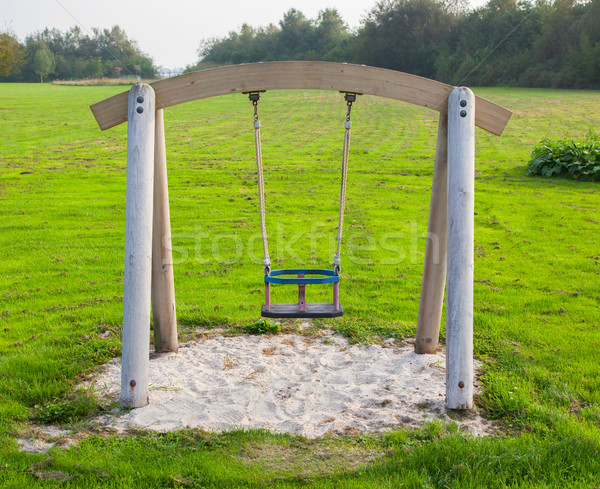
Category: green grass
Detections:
[{"x1": 0, "y1": 83, "x2": 599, "y2": 487}]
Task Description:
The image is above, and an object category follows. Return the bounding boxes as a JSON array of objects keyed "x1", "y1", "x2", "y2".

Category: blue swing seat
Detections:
[{"x1": 261, "y1": 268, "x2": 343, "y2": 319}]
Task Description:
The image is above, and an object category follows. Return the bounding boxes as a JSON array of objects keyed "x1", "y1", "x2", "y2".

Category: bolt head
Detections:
[
  {"x1": 137, "y1": 96, "x2": 144, "y2": 103},
  {"x1": 460, "y1": 110, "x2": 467, "y2": 118},
  {"x1": 136, "y1": 106, "x2": 144, "y2": 114},
  {"x1": 130, "y1": 379, "x2": 137, "y2": 387},
  {"x1": 460, "y1": 99, "x2": 467, "y2": 107},
  {"x1": 458, "y1": 381, "x2": 465, "y2": 389}
]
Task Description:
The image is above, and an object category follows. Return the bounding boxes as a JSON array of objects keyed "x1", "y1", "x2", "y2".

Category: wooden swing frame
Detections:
[{"x1": 90, "y1": 61, "x2": 511, "y2": 411}]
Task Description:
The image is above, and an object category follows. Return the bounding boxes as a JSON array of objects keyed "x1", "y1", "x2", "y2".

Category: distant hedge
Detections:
[{"x1": 527, "y1": 132, "x2": 600, "y2": 181}]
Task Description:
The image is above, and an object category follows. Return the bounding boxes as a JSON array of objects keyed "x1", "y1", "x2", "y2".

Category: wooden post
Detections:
[
  {"x1": 415, "y1": 113, "x2": 448, "y2": 354},
  {"x1": 446, "y1": 87, "x2": 475, "y2": 410},
  {"x1": 151, "y1": 109, "x2": 178, "y2": 353},
  {"x1": 121, "y1": 84, "x2": 156, "y2": 408}
]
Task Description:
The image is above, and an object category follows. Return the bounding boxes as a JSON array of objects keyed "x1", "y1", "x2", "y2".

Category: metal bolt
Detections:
[
  {"x1": 460, "y1": 110, "x2": 467, "y2": 118},
  {"x1": 136, "y1": 106, "x2": 144, "y2": 114},
  {"x1": 458, "y1": 381, "x2": 465, "y2": 389},
  {"x1": 460, "y1": 99, "x2": 467, "y2": 107},
  {"x1": 137, "y1": 96, "x2": 144, "y2": 103},
  {"x1": 130, "y1": 379, "x2": 136, "y2": 387}
]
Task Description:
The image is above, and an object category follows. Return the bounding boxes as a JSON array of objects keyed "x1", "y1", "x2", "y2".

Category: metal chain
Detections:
[{"x1": 249, "y1": 93, "x2": 270, "y2": 275}]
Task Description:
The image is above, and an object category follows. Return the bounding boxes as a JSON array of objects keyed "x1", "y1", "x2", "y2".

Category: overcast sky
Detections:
[{"x1": 2, "y1": 0, "x2": 487, "y2": 69}]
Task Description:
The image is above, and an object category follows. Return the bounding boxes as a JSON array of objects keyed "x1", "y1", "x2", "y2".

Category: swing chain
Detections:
[
  {"x1": 345, "y1": 93, "x2": 355, "y2": 122},
  {"x1": 249, "y1": 92, "x2": 260, "y2": 122}
]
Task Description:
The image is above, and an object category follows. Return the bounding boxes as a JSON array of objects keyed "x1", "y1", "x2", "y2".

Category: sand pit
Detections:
[{"x1": 92, "y1": 330, "x2": 496, "y2": 437}]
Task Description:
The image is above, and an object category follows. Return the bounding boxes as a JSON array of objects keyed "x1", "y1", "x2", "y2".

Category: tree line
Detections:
[
  {"x1": 1, "y1": 0, "x2": 598, "y2": 87},
  {"x1": 0, "y1": 26, "x2": 156, "y2": 82},
  {"x1": 187, "y1": 0, "x2": 600, "y2": 89}
]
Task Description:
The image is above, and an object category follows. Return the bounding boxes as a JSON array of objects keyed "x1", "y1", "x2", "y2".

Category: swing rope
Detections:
[
  {"x1": 333, "y1": 94, "x2": 355, "y2": 275},
  {"x1": 249, "y1": 92, "x2": 270, "y2": 275},
  {"x1": 248, "y1": 91, "x2": 356, "y2": 277}
]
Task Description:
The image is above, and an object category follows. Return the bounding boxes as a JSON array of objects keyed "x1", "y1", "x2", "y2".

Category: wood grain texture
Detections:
[
  {"x1": 415, "y1": 113, "x2": 448, "y2": 355},
  {"x1": 121, "y1": 84, "x2": 155, "y2": 408},
  {"x1": 446, "y1": 87, "x2": 475, "y2": 410},
  {"x1": 151, "y1": 109, "x2": 178, "y2": 353},
  {"x1": 90, "y1": 62, "x2": 511, "y2": 135}
]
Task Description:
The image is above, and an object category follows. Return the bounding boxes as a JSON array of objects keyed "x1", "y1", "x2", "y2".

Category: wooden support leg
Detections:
[
  {"x1": 121, "y1": 84, "x2": 155, "y2": 408},
  {"x1": 446, "y1": 87, "x2": 475, "y2": 410},
  {"x1": 151, "y1": 109, "x2": 178, "y2": 353},
  {"x1": 415, "y1": 114, "x2": 448, "y2": 354}
]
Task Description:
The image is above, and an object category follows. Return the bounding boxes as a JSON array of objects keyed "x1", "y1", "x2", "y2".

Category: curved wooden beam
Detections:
[{"x1": 90, "y1": 61, "x2": 511, "y2": 135}]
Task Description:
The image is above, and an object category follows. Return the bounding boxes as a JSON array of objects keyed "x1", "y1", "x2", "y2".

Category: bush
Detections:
[{"x1": 527, "y1": 131, "x2": 600, "y2": 181}]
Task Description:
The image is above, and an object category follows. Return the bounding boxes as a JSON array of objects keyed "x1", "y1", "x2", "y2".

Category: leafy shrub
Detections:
[
  {"x1": 527, "y1": 131, "x2": 600, "y2": 181},
  {"x1": 242, "y1": 319, "x2": 280, "y2": 335}
]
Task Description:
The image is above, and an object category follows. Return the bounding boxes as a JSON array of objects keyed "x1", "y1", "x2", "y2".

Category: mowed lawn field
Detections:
[{"x1": 0, "y1": 82, "x2": 599, "y2": 487}]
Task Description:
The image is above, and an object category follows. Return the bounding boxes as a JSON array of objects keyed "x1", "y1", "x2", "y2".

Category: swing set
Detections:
[
  {"x1": 247, "y1": 90, "x2": 359, "y2": 319},
  {"x1": 90, "y1": 61, "x2": 511, "y2": 411}
]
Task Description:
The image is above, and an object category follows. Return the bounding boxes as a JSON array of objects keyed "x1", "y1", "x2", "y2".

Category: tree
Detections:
[
  {"x1": 33, "y1": 44, "x2": 55, "y2": 82},
  {"x1": 355, "y1": 0, "x2": 457, "y2": 77},
  {"x1": 278, "y1": 9, "x2": 314, "y2": 59},
  {"x1": 193, "y1": 8, "x2": 353, "y2": 67},
  {"x1": 20, "y1": 25, "x2": 156, "y2": 82},
  {"x1": 315, "y1": 9, "x2": 351, "y2": 60},
  {"x1": 0, "y1": 31, "x2": 24, "y2": 77},
  {"x1": 84, "y1": 56, "x2": 103, "y2": 78}
]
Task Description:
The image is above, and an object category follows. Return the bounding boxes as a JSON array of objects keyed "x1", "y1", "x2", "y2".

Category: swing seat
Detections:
[
  {"x1": 249, "y1": 92, "x2": 356, "y2": 320},
  {"x1": 262, "y1": 302, "x2": 343, "y2": 318},
  {"x1": 261, "y1": 269, "x2": 343, "y2": 319}
]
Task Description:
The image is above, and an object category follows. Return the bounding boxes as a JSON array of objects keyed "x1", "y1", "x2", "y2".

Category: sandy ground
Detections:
[
  {"x1": 17, "y1": 426, "x2": 76, "y2": 454},
  {"x1": 91, "y1": 330, "x2": 497, "y2": 438}
]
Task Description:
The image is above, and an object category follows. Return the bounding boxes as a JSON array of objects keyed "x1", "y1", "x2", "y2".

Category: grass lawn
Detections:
[{"x1": 0, "y1": 82, "x2": 599, "y2": 487}]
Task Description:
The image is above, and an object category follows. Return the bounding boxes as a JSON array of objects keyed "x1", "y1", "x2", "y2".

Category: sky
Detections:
[{"x1": 2, "y1": 0, "x2": 487, "y2": 70}]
